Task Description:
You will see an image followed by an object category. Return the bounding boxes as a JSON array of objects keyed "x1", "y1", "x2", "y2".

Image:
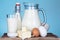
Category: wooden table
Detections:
[
  {"x1": 0, "y1": 33, "x2": 59, "y2": 40},
  {"x1": 0, "y1": 38, "x2": 21, "y2": 40},
  {"x1": 0, "y1": 37, "x2": 60, "y2": 40},
  {"x1": 25, "y1": 37, "x2": 60, "y2": 40}
]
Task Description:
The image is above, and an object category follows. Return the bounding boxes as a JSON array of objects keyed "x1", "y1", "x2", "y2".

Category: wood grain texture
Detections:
[
  {"x1": 0, "y1": 37, "x2": 60, "y2": 40},
  {"x1": 0, "y1": 38, "x2": 22, "y2": 40},
  {"x1": 25, "y1": 37, "x2": 60, "y2": 40}
]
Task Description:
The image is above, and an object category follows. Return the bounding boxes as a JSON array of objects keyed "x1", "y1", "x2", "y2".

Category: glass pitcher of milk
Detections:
[{"x1": 22, "y1": 3, "x2": 47, "y2": 31}]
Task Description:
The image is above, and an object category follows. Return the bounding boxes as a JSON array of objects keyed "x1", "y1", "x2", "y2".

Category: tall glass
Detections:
[{"x1": 7, "y1": 14, "x2": 17, "y2": 33}]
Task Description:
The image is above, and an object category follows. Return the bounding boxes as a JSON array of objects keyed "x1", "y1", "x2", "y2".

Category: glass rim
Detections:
[
  {"x1": 7, "y1": 14, "x2": 15, "y2": 18},
  {"x1": 23, "y1": 2, "x2": 39, "y2": 7}
]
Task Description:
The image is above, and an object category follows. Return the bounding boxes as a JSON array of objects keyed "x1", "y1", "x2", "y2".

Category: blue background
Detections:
[{"x1": 0, "y1": 0, "x2": 60, "y2": 37}]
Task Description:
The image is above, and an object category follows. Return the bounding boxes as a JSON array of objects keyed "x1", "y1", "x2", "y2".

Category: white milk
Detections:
[
  {"x1": 7, "y1": 17, "x2": 17, "y2": 33},
  {"x1": 15, "y1": 12, "x2": 22, "y2": 30}
]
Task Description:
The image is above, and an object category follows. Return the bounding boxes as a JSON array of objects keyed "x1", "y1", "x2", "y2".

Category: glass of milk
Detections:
[{"x1": 7, "y1": 14, "x2": 17, "y2": 33}]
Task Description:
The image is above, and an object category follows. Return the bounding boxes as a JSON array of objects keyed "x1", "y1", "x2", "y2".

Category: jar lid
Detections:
[{"x1": 16, "y1": 2, "x2": 20, "y2": 6}]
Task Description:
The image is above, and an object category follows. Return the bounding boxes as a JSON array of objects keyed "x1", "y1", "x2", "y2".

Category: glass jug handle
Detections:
[{"x1": 39, "y1": 8, "x2": 47, "y2": 26}]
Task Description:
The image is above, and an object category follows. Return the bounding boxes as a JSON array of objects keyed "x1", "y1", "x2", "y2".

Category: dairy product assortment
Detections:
[{"x1": 7, "y1": 2, "x2": 49, "y2": 39}]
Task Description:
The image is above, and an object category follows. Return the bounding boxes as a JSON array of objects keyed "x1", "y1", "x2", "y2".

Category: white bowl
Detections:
[
  {"x1": 7, "y1": 33, "x2": 17, "y2": 38},
  {"x1": 38, "y1": 26, "x2": 47, "y2": 37}
]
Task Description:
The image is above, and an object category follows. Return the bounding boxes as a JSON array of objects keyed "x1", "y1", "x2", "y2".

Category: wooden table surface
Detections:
[
  {"x1": 0, "y1": 38, "x2": 21, "y2": 40},
  {"x1": 0, "y1": 33, "x2": 59, "y2": 40},
  {"x1": 25, "y1": 37, "x2": 60, "y2": 40},
  {"x1": 0, "y1": 37, "x2": 60, "y2": 40}
]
